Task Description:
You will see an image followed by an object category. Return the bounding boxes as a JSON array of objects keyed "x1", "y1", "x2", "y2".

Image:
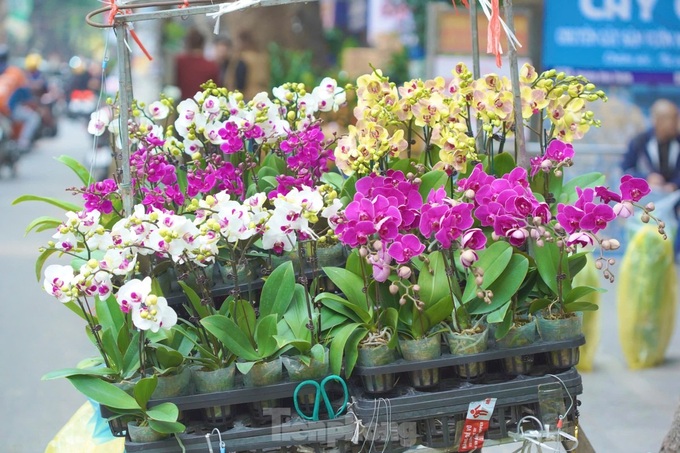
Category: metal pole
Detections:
[
  {"x1": 469, "y1": 0, "x2": 481, "y2": 79},
  {"x1": 470, "y1": 1, "x2": 484, "y2": 153},
  {"x1": 115, "y1": 21, "x2": 135, "y2": 216},
  {"x1": 504, "y1": 0, "x2": 528, "y2": 168}
]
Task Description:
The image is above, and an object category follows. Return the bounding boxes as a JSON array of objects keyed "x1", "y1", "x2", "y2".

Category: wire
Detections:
[
  {"x1": 546, "y1": 374, "x2": 574, "y2": 428},
  {"x1": 85, "y1": 0, "x2": 233, "y2": 28}
]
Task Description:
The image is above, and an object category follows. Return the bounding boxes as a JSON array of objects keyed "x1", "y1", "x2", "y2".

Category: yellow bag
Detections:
[
  {"x1": 574, "y1": 252, "x2": 601, "y2": 372},
  {"x1": 618, "y1": 224, "x2": 677, "y2": 369},
  {"x1": 44, "y1": 401, "x2": 124, "y2": 453}
]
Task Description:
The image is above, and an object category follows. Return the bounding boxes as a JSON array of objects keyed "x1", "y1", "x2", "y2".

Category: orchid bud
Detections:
[
  {"x1": 536, "y1": 239, "x2": 545, "y2": 248},
  {"x1": 359, "y1": 247, "x2": 369, "y2": 258},
  {"x1": 609, "y1": 239, "x2": 620, "y2": 250},
  {"x1": 602, "y1": 239, "x2": 611, "y2": 250},
  {"x1": 645, "y1": 202, "x2": 655, "y2": 211},
  {"x1": 465, "y1": 189, "x2": 475, "y2": 199},
  {"x1": 641, "y1": 213, "x2": 650, "y2": 223},
  {"x1": 475, "y1": 276, "x2": 484, "y2": 286},
  {"x1": 389, "y1": 284, "x2": 399, "y2": 295},
  {"x1": 398, "y1": 266, "x2": 412, "y2": 279},
  {"x1": 608, "y1": 258, "x2": 616, "y2": 265},
  {"x1": 373, "y1": 240, "x2": 383, "y2": 251},
  {"x1": 399, "y1": 297, "x2": 407, "y2": 305},
  {"x1": 595, "y1": 260, "x2": 603, "y2": 270},
  {"x1": 659, "y1": 221, "x2": 666, "y2": 229},
  {"x1": 460, "y1": 249, "x2": 478, "y2": 268},
  {"x1": 476, "y1": 291, "x2": 485, "y2": 299},
  {"x1": 554, "y1": 170, "x2": 563, "y2": 177},
  {"x1": 412, "y1": 284, "x2": 421, "y2": 292}
]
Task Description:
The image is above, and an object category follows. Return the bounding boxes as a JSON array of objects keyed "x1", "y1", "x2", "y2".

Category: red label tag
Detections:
[{"x1": 458, "y1": 398, "x2": 497, "y2": 452}]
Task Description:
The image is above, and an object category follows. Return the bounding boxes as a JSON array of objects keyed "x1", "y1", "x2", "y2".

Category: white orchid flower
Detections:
[
  {"x1": 100, "y1": 248, "x2": 138, "y2": 276},
  {"x1": 87, "y1": 107, "x2": 113, "y2": 136},
  {"x1": 131, "y1": 293, "x2": 178, "y2": 333},
  {"x1": 147, "y1": 100, "x2": 170, "y2": 120},
  {"x1": 43, "y1": 264, "x2": 77, "y2": 303}
]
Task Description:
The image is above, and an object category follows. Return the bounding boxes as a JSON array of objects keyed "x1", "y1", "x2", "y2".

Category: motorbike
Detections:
[{"x1": 0, "y1": 113, "x2": 20, "y2": 177}]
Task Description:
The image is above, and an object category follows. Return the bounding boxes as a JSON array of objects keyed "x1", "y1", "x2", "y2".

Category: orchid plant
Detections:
[{"x1": 24, "y1": 60, "x2": 665, "y2": 417}]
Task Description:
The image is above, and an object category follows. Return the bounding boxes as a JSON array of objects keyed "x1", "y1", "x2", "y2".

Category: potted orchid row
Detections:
[{"x1": 21, "y1": 62, "x2": 664, "y2": 440}]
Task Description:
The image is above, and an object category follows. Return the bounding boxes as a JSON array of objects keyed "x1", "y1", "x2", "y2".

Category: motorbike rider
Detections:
[
  {"x1": 0, "y1": 46, "x2": 41, "y2": 154},
  {"x1": 24, "y1": 52, "x2": 57, "y2": 137}
]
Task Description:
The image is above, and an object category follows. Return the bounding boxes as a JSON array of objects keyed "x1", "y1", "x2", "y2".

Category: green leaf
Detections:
[
  {"x1": 133, "y1": 376, "x2": 158, "y2": 410},
  {"x1": 469, "y1": 254, "x2": 529, "y2": 314},
  {"x1": 100, "y1": 328, "x2": 123, "y2": 372},
  {"x1": 35, "y1": 248, "x2": 59, "y2": 281},
  {"x1": 12, "y1": 194, "x2": 82, "y2": 212},
  {"x1": 321, "y1": 172, "x2": 346, "y2": 191},
  {"x1": 380, "y1": 307, "x2": 399, "y2": 349},
  {"x1": 154, "y1": 346, "x2": 183, "y2": 369},
  {"x1": 146, "y1": 402, "x2": 179, "y2": 422},
  {"x1": 345, "y1": 250, "x2": 363, "y2": 277},
  {"x1": 462, "y1": 242, "x2": 513, "y2": 303},
  {"x1": 233, "y1": 299, "x2": 257, "y2": 339},
  {"x1": 327, "y1": 322, "x2": 362, "y2": 376},
  {"x1": 418, "y1": 170, "x2": 448, "y2": 202},
  {"x1": 178, "y1": 281, "x2": 210, "y2": 319},
  {"x1": 67, "y1": 376, "x2": 140, "y2": 410},
  {"x1": 255, "y1": 314, "x2": 280, "y2": 359},
  {"x1": 316, "y1": 292, "x2": 370, "y2": 324},
  {"x1": 422, "y1": 295, "x2": 454, "y2": 334},
  {"x1": 96, "y1": 295, "x2": 125, "y2": 336},
  {"x1": 568, "y1": 252, "x2": 588, "y2": 281},
  {"x1": 201, "y1": 315, "x2": 259, "y2": 361},
  {"x1": 561, "y1": 173, "x2": 606, "y2": 204},
  {"x1": 531, "y1": 241, "x2": 560, "y2": 295},
  {"x1": 388, "y1": 158, "x2": 417, "y2": 174},
  {"x1": 487, "y1": 300, "x2": 512, "y2": 323},
  {"x1": 528, "y1": 298, "x2": 553, "y2": 314},
  {"x1": 564, "y1": 301, "x2": 599, "y2": 312},
  {"x1": 263, "y1": 153, "x2": 287, "y2": 174},
  {"x1": 259, "y1": 176, "x2": 278, "y2": 193},
  {"x1": 56, "y1": 155, "x2": 94, "y2": 186},
  {"x1": 122, "y1": 332, "x2": 140, "y2": 379},
  {"x1": 260, "y1": 261, "x2": 295, "y2": 318},
  {"x1": 340, "y1": 174, "x2": 358, "y2": 200},
  {"x1": 494, "y1": 308, "x2": 514, "y2": 340},
  {"x1": 236, "y1": 361, "x2": 256, "y2": 375},
  {"x1": 492, "y1": 152, "x2": 516, "y2": 176},
  {"x1": 42, "y1": 367, "x2": 115, "y2": 380},
  {"x1": 257, "y1": 166, "x2": 279, "y2": 192},
  {"x1": 25, "y1": 216, "x2": 62, "y2": 235},
  {"x1": 322, "y1": 267, "x2": 372, "y2": 317},
  {"x1": 343, "y1": 328, "x2": 367, "y2": 378},
  {"x1": 418, "y1": 251, "x2": 449, "y2": 306},
  {"x1": 147, "y1": 420, "x2": 186, "y2": 434},
  {"x1": 283, "y1": 284, "x2": 311, "y2": 339},
  {"x1": 564, "y1": 285, "x2": 604, "y2": 305}
]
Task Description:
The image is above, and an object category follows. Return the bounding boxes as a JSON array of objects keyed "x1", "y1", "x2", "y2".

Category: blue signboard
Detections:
[{"x1": 543, "y1": 0, "x2": 680, "y2": 80}]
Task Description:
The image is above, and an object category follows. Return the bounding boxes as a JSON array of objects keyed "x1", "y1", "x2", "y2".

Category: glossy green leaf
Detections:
[
  {"x1": 147, "y1": 420, "x2": 186, "y2": 434},
  {"x1": 345, "y1": 249, "x2": 363, "y2": 277},
  {"x1": 42, "y1": 367, "x2": 115, "y2": 380},
  {"x1": 154, "y1": 346, "x2": 183, "y2": 369},
  {"x1": 532, "y1": 241, "x2": 560, "y2": 295},
  {"x1": 494, "y1": 308, "x2": 514, "y2": 340},
  {"x1": 528, "y1": 298, "x2": 553, "y2": 314},
  {"x1": 100, "y1": 328, "x2": 123, "y2": 372},
  {"x1": 12, "y1": 194, "x2": 82, "y2": 212},
  {"x1": 388, "y1": 158, "x2": 417, "y2": 174},
  {"x1": 133, "y1": 376, "x2": 158, "y2": 409},
  {"x1": 283, "y1": 284, "x2": 311, "y2": 339},
  {"x1": 487, "y1": 300, "x2": 512, "y2": 323},
  {"x1": 201, "y1": 315, "x2": 259, "y2": 361},
  {"x1": 469, "y1": 254, "x2": 529, "y2": 314},
  {"x1": 233, "y1": 299, "x2": 257, "y2": 339},
  {"x1": 35, "y1": 248, "x2": 59, "y2": 281},
  {"x1": 146, "y1": 402, "x2": 180, "y2": 422},
  {"x1": 328, "y1": 323, "x2": 362, "y2": 376},
  {"x1": 321, "y1": 172, "x2": 346, "y2": 191},
  {"x1": 418, "y1": 251, "x2": 449, "y2": 306},
  {"x1": 418, "y1": 170, "x2": 448, "y2": 202},
  {"x1": 316, "y1": 292, "x2": 370, "y2": 324},
  {"x1": 564, "y1": 285, "x2": 604, "y2": 305},
  {"x1": 340, "y1": 174, "x2": 358, "y2": 200},
  {"x1": 564, "y1": 301, "x2": 599, "y2": 312},
  {"x1": 492, "y1": 152, "x2": 516, "y2": 177},
  {"x1": 96, "y1": 295, "x2": 125, "y2": 335},
  {"x1": 177, "y1": 281, "x2": 210, "y2": 319},
  {"x1": 67, "y1": 376, "x2": 140, "y2": 410},
  {"x1": 260, "y1": 261, "x2": 295, "y2": 318},
  {"x1": 322, "y1": 267, "x2": 371, "y2": 315},
  {"x1": 568, "y1": 252, "x2": 589, "y2": 281},
  {"x1": 56, "y1": 155, "x2": 94, "y2": 186},
  {"x1": 462, "y1": 242, "x2": 513, "y2": 302},
  {"x1": 343, "y1": 328, "x2": 367, "y2": 378},
  {"x1": 561, "y1": 173, "x2": 606, "y2": 204},
  {"x1": 263, "y1": 153, "x2": 287, "y2": 174},
  {"x1": 25, "y1": 216, "x2": 62, "y2": 235},
  {"x1": 254, "y1": 314, "x2": 279, "y2": 359}
]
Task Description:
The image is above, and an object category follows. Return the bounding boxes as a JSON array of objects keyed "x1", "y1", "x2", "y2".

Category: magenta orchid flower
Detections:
[{"x1": 388, "y1": 234, "x2": 425, "y2": 264}]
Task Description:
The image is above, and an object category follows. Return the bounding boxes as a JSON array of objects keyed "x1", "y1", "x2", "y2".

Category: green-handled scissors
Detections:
[{"x1": 293, "y1": 374, "x2": 349, "y2": 421}]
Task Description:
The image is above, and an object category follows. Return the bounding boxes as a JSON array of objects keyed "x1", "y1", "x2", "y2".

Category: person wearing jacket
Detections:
[{"x1": 622, "y1": 99, "x2": 680, "y2": 192}]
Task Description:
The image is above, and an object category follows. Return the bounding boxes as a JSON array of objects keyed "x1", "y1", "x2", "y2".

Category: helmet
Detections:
[{"x1": 25, "y1": 53, "x2": 42, "y2": 71}]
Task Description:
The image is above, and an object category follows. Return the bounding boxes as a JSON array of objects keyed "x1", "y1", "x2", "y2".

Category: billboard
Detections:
[{"x1": 543, "y1": 0, "x2": 680, "y2": 84}]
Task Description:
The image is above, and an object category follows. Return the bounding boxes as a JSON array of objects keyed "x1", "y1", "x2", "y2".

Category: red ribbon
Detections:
[
  {"x1": 487, "y1": 0, "x2": 502, "y2": 67},
  {"x1": 106, "y1": 0, "x2": 153, "y2": 61}
]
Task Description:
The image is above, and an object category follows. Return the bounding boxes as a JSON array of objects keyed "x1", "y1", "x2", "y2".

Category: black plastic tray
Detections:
[{"x1": 353, "y1": 336, "x2": 585, "y2": 376}]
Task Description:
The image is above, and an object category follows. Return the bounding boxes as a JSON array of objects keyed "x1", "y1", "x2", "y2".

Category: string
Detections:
[
  {"x1": 205, "y1": 428, "x2": 226, "y2": 453},
  {"x1": 87, "y1": 32, "x2": 112, "y2": 187}
]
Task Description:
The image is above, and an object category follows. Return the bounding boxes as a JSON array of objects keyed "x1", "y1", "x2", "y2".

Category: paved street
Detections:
[
  {"x1": 0, "y1": 120, "x2": 679, "y2": 452},
  {"x1": 0, "y1": 119, "x2": 97, "y2": 452}
]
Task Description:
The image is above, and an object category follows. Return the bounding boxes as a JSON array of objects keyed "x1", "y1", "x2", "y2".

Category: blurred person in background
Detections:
[
  {"x1": 0, "y1": 46, "x2": 41, "y2": 154},
  {"x1": 175, "y1": 28, "x2": 219, "y2": 100},
  {"x1": 235, "y1": 30, "x2": 269, "y2": 100},
  {"x1": 214, "y1": 36, "x2": 247, "y2": 93},
  {"x1": 622, "y1": 99, "x2": 680, "y2": 192},
  {"x1": 25, "y1": 53, "x2": 57, "y2": 137}
]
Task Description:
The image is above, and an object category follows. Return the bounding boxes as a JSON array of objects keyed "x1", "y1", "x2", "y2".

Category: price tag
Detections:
[{"x1": 458, "y1": 398, "x2": 497, "y2": 452}]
